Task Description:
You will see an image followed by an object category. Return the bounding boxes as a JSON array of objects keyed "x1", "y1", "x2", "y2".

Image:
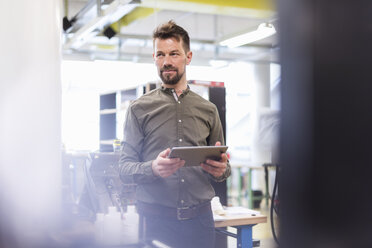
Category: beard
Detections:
[{"x1": 159, "y1": 65, "x2": 185, "y2": 85}]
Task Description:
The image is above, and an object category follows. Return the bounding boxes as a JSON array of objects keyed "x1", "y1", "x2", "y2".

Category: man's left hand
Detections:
[{"x1": 200, "y1": 141, "x2": 227, "y2": 178}]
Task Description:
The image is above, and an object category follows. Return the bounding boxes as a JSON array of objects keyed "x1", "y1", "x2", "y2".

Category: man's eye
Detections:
[
  {"x1": 171, "y1": 53, "x2": 179, "y2": 56},
  {"x1": 156, "y1": 54, "x2": 164, "y2": 57}
]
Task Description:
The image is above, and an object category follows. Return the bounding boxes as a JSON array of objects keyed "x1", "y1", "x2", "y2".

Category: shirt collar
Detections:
[{"x1": 160, "y1": 84, "x2": 190, "y2": 96}]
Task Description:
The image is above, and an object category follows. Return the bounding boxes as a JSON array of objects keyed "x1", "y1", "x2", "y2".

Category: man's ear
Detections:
[
  {"x1": 153, "y1": 53, "x2": 156, "y2": 62},
  {"x1": 186, "y1": 51, "x2": 193, "y2": 65}
]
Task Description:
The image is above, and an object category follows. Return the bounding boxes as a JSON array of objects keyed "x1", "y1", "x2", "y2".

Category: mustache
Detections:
[{"x1": 160, "y1": 65, "x2": 178, "y2": 72}]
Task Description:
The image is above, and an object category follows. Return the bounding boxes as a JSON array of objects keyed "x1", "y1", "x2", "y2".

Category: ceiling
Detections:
[{"x1": 62, "y1": 0, "x2": 279, "y2": 65}]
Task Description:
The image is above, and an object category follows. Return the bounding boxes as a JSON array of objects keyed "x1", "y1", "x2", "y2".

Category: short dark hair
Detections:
[{"x1": 152, "y1": 20, "x2": 190, "y2": 52}]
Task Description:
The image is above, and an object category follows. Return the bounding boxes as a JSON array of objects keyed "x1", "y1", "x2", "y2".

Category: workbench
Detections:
[{"x1": 214, "y1": 208, "x2": 267, "y2": 248}]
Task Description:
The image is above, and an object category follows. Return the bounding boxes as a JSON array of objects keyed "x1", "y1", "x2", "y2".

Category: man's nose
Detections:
[{"x1": 163, "y1": 55, "x2": 172, "y2": 66}]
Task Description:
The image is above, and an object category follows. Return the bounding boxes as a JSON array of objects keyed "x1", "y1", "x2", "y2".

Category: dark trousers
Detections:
[{"x1": 142, "y1": 210, "x2": 216, "y2": 248}]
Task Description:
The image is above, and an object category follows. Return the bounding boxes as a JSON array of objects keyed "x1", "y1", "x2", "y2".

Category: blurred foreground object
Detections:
[{"x1": 279, "y1": 0, "x2": 372, "y2": 247}]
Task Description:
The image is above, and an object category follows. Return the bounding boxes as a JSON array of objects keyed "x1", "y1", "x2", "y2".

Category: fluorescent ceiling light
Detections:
[
  {"x1": 220, "y1": 23, "x2": 276, "y2": 48},
  {"x1": 209, "y1": 59, "x2": 229, "y2": 68}
]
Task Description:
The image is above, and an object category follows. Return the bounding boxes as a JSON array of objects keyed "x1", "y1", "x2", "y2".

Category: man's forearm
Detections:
[{"x1": 119, "y1": 159, "x2": 158, "y2": 184}]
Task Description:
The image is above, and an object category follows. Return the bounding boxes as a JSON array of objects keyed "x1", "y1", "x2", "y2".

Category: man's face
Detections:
[{"x1": 153, "y1": 38, "x2": 192, "y2": 85}]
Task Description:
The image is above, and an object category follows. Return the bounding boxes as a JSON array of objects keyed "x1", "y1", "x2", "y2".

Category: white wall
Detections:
[
  {"x1": 61, "y1": 60, "x2": 159, "y2": 151},
  {"x1": 0, "y1": 1, "x2": 62, "y2": 246}
]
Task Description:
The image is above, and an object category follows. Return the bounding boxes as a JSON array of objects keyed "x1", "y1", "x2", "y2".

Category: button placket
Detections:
[
  {"x1": 179, "y1": 173, "x2": 186, "y2": 206},
  {"x1": 176, "y1": 97, "x2": 183, "y2": 145}
]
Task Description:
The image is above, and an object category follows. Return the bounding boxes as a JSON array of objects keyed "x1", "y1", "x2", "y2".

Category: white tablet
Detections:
[{"x1": 168, "y1": 146, "x2": 228, "y2": 167}]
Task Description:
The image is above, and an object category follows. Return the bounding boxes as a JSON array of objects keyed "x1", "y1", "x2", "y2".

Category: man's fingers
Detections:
[
  {"x1": 156, "y1": 159, "x2": 185, "y2": 178},
  {"x1": 158, "y1": 157, "x2": 182, "y2": 166},
  {"x1": 220, "y1": 153, "x2": 228, "y2": 162},
  {"x1": 159, "y1": 148, "x2": 171, "y2": 158},
  {"x1": 215, "y1": 141, "x2": 221, "y2": 146},
  {"x1": 201, "y1": 156, "x2": 227, "y2": 177},
  {"x1": 200, "y1": 163, "x2": 224, "y2": 177},
  {"x1": 205, "y1": 159, "x2": 227, "y2": 169}
]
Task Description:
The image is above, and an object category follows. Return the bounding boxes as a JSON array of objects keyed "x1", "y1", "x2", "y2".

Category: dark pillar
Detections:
[
  {"x1": 209, "y1": 86, "x2": 227, "y2": 248},
  {"x1": 208, "y1": 87, "x2": 227, "y2": 206}
]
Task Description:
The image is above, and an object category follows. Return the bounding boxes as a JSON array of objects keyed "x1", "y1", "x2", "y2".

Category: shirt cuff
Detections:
[{"x1": 212, "y1": 173, "x2": 228, "y2": 182}]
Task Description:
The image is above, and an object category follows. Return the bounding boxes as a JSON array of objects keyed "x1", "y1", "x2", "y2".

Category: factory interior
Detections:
[{"x1": 1, "y1": 0, "x2": 372, "y2": 248}]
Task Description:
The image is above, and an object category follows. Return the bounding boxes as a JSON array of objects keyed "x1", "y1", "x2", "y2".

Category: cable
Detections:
[{"x1": 270, "y1": 164, "x2": 280, "y2": 246}]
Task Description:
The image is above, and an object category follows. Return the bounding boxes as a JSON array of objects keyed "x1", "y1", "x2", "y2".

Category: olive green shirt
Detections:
[{"x1": 119, "y1": 86, "x2": 231, "y2": 208}]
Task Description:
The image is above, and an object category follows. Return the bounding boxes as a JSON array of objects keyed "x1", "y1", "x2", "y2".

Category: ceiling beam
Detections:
[
  {"x1": 111, "y1": 6, "x2": 158, "y2": 32},
  {"x1": 140, "y1": 0, "x2": 275, "y2": 18}
]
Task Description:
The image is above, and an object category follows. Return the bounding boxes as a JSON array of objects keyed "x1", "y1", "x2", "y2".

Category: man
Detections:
[{"x1": 119, "y1": 20, "x2": 231, "y2": 248}]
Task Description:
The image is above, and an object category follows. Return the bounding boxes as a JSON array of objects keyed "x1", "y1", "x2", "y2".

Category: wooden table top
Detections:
[{"x1": 214, "y1": 213, "x2": 267, "y2": 228}]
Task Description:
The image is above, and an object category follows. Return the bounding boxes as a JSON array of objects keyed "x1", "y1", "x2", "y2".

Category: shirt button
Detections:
[
  {"x1": 179, "y1": 138, "x2": 182, "y2": 142},
  {"x1": 178, "y1": 119, "x2": 182, "y2": 123},
  {"x1": 178, "y1": 101, "x2": 181, "y2": 104},
  {"x1": 181, "y1": 200, "x2": 184, "y2": 204},
  {"x1": 181, "y1": 179, "x2": 185, "y2": 182}
]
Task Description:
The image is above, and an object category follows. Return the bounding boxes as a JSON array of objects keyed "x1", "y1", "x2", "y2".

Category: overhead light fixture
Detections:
[
  {"x1": 103, "y1": 26, "x2": 117, "y2": 39},
  {"x1": 209, "y1": 59, "x2": 229, "y2": 68},
  {"x1": 220, "y1": 23, "x2": 276, "y2": 48},
  {"x1": 62, "y1": 16, "x2": 73, "y2": 32},
  {"x1": 63, "y1": 0, "x2": 140, "y2": 50}
]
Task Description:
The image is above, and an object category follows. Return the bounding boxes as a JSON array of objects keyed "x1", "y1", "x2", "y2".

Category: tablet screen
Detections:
[{"x1": 168, "y1": 146, "x2": 228, "y2": 167}]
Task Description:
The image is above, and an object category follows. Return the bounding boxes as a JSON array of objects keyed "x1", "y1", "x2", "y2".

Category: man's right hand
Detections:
[{"x1": 152, "y1": 148, "x2": 185, "y2": 178}]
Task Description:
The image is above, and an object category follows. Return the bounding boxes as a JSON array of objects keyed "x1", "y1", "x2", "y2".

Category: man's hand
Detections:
[
  {"x1": 200, "y1": 141, "x2": 228, "y2": 178},
  {"x1": 152, "y1": 148, "x2": 185, "y2": 178}
]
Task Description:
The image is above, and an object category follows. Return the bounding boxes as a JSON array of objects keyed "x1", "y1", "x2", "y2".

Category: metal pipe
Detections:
[
  {"x1": 64, "y1": 0, "x2": 68, "y2": 17},
  {"x1": 97, "y1": 0, "x2": 102, "y2": 16},
  {"x1": 215, "y1": 228, "x2": 238, "y2": 238},
  {"x1": 71, "y1": 0, "x2": 96, "y2": 22}
]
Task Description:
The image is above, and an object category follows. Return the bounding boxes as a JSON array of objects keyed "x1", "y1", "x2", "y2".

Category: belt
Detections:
[{"x1": 136, "y1": 201, "x2": 211, "y2": 221}]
